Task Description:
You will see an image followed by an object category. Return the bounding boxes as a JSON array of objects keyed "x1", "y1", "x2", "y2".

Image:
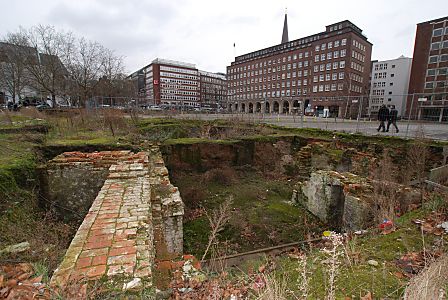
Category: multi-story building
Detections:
[
  {"x1": 130, "y1": 58, "x2": 200, "y2": 108},
  {"x1": 199, "y1": 71, "x2": 227, "y2": 109},
  {"x1": 227, "y1": 16, "x2": 372, "y2": 118},
  {"x1": 130, "y1": 58, "x2": 227, "y2": 109},
  {"x1": 369, "y1": 56, "x2": 412, "y2": 117},
  {"x1": 407, "y1": 16, "x2": 448, "y2": 122}
]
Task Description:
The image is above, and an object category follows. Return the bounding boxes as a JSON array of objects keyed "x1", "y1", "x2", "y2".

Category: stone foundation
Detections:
[
  {"x1": 293, "y1": 170, "x2": 420, "y2": 231},
  {"x1": 48, "y1": 148, "x2": 184, "y2": 291}
]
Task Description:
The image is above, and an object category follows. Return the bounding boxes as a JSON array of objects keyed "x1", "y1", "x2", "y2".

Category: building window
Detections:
[
  {"x1": 392, "y1": 64, "x2": 396, "y2": 68},
  {"x1": 425, "y1": 82, "x2": 434, "y2": 89},
  {"x1": 390, "y1": 74, "x2": 395, "y2": 78},
  {"x1": 431, "y1": 42, "x2": 441, "y2": 51},
  {"x1": 332, "y1": 73, "x2": 337, "y2": 80},
  {"x1": 339, "y1": 61, "x2": 345, "y2": 68},
  {"x1": 429, "y1": 56, "x2": 438, "y2": 63},
  {"x1": 341, "y1": 39, "x2": 347, "y2": 46},
  {"x1": 340, "y1": 49, "x2": 346, "y2": 57},
  {"x1": 320, "y1": 64, "x2": 325, "y2": 71},
  {"x1": 321, "y1": 54, "x2": 326, "y2": 61},
  {"x1": 334, "y1": 40, "x2": 340, "y2": 47},
  {"x1": 433, "y1": 28, "x2": 443, "y2": 37},
  {"x1": 339, "y1": 72, "x2": 344, "y2": 79},
  {"x1": 315, "y1": 45, "x2": 320, "y2": 51},
  {"x1": 390, "y1": 82, "x2": 394, "y2": 86},
  {"x1": 313, "y1": 86, "x2": 318, "y2": 93},
  {"x1": 441, "y1": 54, "x2": 448, "y2": 62},
  {"x1": 315, "y1": 55, "x2": 319, "y2": 62},
  {"x1": 334, "y1": 51, "x2": 339, "y2": 58},
  {"x1": 319, "y1": 85, "x2": 324, "y2": 92}
]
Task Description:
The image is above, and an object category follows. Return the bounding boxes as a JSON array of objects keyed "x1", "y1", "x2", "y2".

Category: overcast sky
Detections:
[{"x1": 0, "y1": 0, "x2": 446, "y2": 74}]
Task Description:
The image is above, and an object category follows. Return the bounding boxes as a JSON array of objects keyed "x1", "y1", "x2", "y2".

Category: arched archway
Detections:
[
  {"x1": 241, "y1": 103, "x2": 246, "y2": 113},
  {"x1": 265, "y1": 102, "x2": 270, "y2": 113},
  {"x1": 248, "y1": 102, "x2": 254, "y2": 113},
  {"x1": 256, "y1": 102, "x2": 261, "y2": 113},
  {"x1": 273, "y1": 101, "x2": 280, "y2": 113},
  {"x1": 234, "y1": 103, "x2": 238, "y2": 112},
  {"x1": 293, "y1": 100, "x2": 301, "y2": 114},
  {"x1": 282, "y1": 101, "x2": 290, "y2": 114}
]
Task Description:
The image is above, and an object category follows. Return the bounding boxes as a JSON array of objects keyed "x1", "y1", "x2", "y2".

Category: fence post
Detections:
[{"x1": 405, "y1": 93, "x2": 415, "y2": 138}]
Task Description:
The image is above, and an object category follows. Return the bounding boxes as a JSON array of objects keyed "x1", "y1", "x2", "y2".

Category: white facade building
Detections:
[{"x1": 369, "y1": 56, "x2": 412, "y2": 116}]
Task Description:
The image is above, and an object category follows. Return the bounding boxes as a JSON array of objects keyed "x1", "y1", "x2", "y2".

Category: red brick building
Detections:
[
  {"x1": 227, "y1": 18, "x2": 372, "y2": 118},
  {"x1": 407, "y1": 16, "x2": 448, "y2": 122}
]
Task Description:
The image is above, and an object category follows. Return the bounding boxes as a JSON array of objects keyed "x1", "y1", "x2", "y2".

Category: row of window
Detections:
[
  {"x1": 352, "y1": 39, "x2": 367, "y2": 52},
  {"x1": 372, "y1": 82, "x2": 394, "y2": 88},
  {"x1": 161, "y1": 84, "x2": 198, "y2": 91},
  {"x1": 229, "y1": 52, "x2": 312, "y2": 73},
  {"x1": 313, "y1": 72, "x2": 346, "y2": 82},
  {"x1": 372, "y1": 89, "x2": 385, "y2": 96},
  {"x1": 351, "y1": 50, "x2": 366, "y2": 63},
  {"x1": 351, "y1": 61, "x2": 365, "y2": 73},
  {"x1": 162, "y1": 90, "x2": 199, "y2": 96},
  {"x1": 428, "y1": 54, "x2": 448, "y2": 64},
  {"x1": 427, "y1": 68, "x2": 448, "y2": 76},
  {"x1": 314, "y1": 39, "x2": 347, "y2": 52},
  {"x1": 312, "y1": 84, "x2": 345, "y2": 92},
  {"x1": 230, "y1": 61, "x2": 348, "y2": 86},
  {"x1": 160, "y1": 78, "x2": 198, "y2": 86},
  {"x1": 374, "y1": 63, "x2": 396, "y2": 71},
  {"x1": 433, "y1": 27, "x2": 448, "y2": 37},
  {"x1": 314, "y1": 50, "x2": 347, "y2": 62},
  {"x1": 160, "y1": 95, "x2": 198, "y2": 101},
  {"x1": 160, "y1": 72, "x2": 198, "y2": 80},
  {"x1": 349, "y1": 84, "x2": 363, "y2": 93},
  {"x1": 373, "y1": 72, "x2": 395, "y2": 79},
  {"x1": 160, "y1": 66, "x2": 198, "y2": 75},
  {"x1": 425, "y1": 81, "x2": 446, "y2": 89},
  {"x1": 430, "y1": 41, "x2": 448, "y2": 51}
]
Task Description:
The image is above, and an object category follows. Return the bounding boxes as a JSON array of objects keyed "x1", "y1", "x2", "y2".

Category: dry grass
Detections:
[
  {"x1": 371, "y1": 150, "x2": 400, "y2": 223},
  {"x1": 201, "y1": 167, "x2": 238, "y2": 186},
  {"x1": 201, "y1": 196, "x2": 233, "y2": 261},
  {"x1": 404, "y1": 254, "x2": 448, "y2": 300}
]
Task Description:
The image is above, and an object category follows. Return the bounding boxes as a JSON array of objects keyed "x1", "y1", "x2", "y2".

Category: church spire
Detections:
[{"x1": 281, "y1": 9, "x2": 289, "y2": 44}]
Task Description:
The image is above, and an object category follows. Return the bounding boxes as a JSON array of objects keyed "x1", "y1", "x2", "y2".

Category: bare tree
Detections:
[
  {"x1": 23, "y1": 25, "x2": 71, "y2": 107},
  {"x1": 64, "y1": 37, "x2": 104, "y2": 106},
  {"x1": 0, "y1": 31, "x2": 31, "y2": 103}
]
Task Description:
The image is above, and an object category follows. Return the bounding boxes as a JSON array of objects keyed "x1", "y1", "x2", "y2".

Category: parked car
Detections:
[
  {"x1": 36, "y1": 103, "x2": 51, "y2": 111},
  {"x1": 149, "y1": 105, "x2": 162, "y2": 111}
]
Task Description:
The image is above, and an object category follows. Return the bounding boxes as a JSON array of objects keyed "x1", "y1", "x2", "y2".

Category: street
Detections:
[{"x1": 165, "y1": 113, "x2": 448, "y2": 141}]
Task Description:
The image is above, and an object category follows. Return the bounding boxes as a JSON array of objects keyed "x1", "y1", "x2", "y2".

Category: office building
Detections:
[
  {"x1": 130, "y1": 58, "x2": 226, "y2": 109},
  {"x1": 407, "y1": 16, "x2": 448, "y2": 122},
  {"x1": 369, "y1": 56, "x2": 412, "y2": 117},
  {"x1": 227, "y1": 16, "x2": 372, "y2": 118}
]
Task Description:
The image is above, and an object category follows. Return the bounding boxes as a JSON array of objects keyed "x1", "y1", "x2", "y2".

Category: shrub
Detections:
[{"x1": 201, "y1": 167, "x2": 238, "y2": 186}]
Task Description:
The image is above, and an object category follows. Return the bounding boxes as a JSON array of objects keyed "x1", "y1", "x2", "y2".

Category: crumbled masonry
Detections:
[{"x1": 49, "y1": 148, "x2": 184, "y2": 290}]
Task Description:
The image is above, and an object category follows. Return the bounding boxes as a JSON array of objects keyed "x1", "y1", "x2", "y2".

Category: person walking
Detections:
[
  {"x1": 377, "y1": 104, "x2": 389, "y2": 132},
  {"x1": 386, "y1": 106, "x2": 399, "y2": 133}
]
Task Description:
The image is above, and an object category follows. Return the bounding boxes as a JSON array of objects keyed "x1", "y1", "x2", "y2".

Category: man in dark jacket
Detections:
[
  {"x1": 377, "y1": 104, "x2": 389, "y2": 132},
  {"x1": 386, "y1": 106, "x2": 399, "y2": 133}
]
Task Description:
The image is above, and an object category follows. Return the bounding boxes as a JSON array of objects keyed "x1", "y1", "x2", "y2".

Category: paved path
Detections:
[
  {"x1": 51, "y1": 152, "x2": 153, "y2": 288},
  {"x1": 168, "y1": 113, "x2": 448, "y2": 141}
]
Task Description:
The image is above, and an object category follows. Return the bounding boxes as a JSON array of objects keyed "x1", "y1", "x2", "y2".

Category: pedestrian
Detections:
[
  {"x1": 386, "y1": 106, "x2": 399, "y2": 133},
  {"x1": 377, "y1": 104, "x2": 389, "y2": 132}
]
